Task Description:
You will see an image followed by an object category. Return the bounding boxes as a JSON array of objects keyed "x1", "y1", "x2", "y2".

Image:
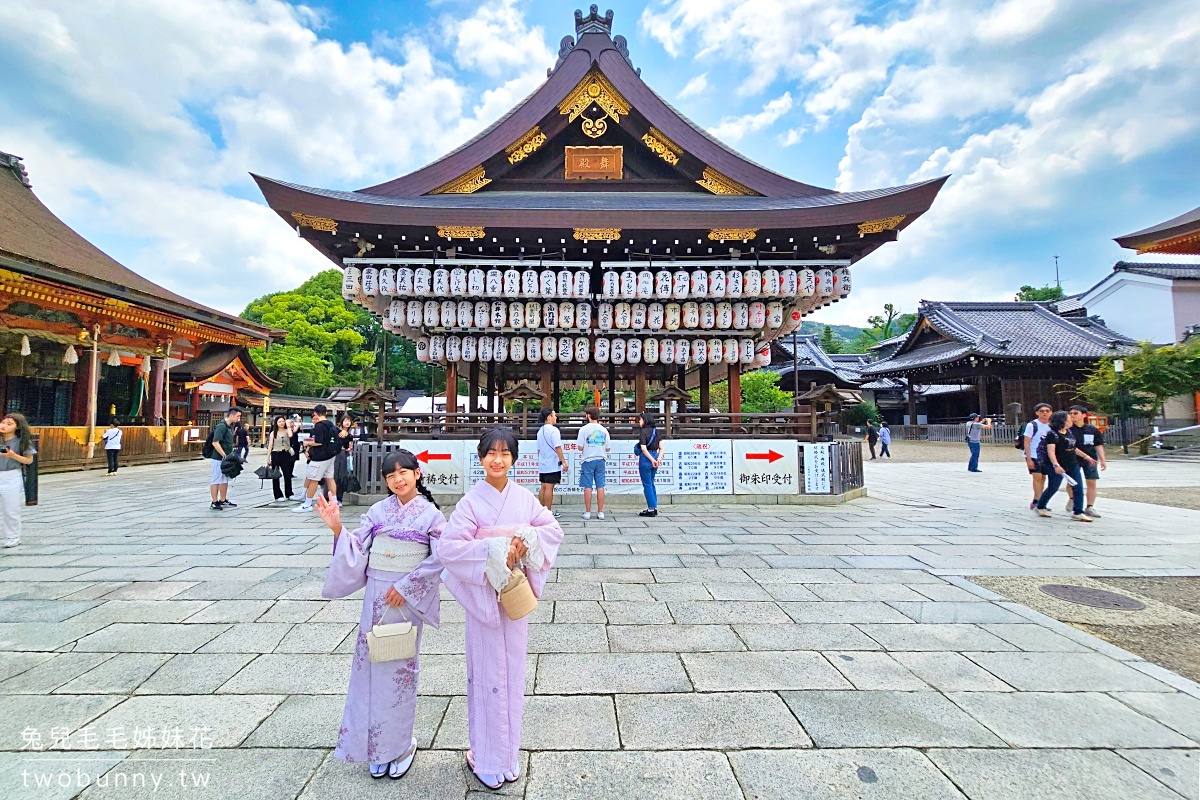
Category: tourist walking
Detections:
[
  {"x1": 535, "y1": 408, "x2": 567, "y2": 517},
  {"x1": 233, "y1": 420, "x2": 250, "y2": 462},
  {"x1": 576, "y1": 407, "x2": 610, "y2": 520},
  {"x1": 294, "y1": 404, "x2": 338, "y2": 513},
  {"x1": 1035, "y1": 410, "x2": 1096, "y2": 522},
  {"x1": 438, "y1": 428, "x2": 563, "y2": 789},
  {"x1": 285, "y1": 415, "x2": 301, "y2": 489},
  {"x1": 206, "y1": 407, "x2": 241, "y2": 510},
  {"x1": 864, "y1": 421, "x2": 879, "y2": 460},
  {"x1": 965, "y1": 413, "x2": 991, "y2": 472},
  {"x1": 1022, "y1": 403, "x2": 1053, "y2": 509},
  {"x1": 266, "y1": 415, "x2": 295, "y2": 501},
  {"x1": 101, "y1": 418, "x2": 122, "y2": 475},
  {"x1": 334, "y1": 414, "x2": 356, "y2": 504},
  {"x1": 0, "y1": 413, "x2": 36, "y2": 548},
  {"x1": 317, "y1": 450, "x2": 445, "y2": 780},
  {"x1": 878, "y1": 421, "x2": 892, "y2": 458},
  {"x1": 1066, "y1": 404, "x2": 1106, "y2": 518},
  {"x1": 636, "y1": 411, "x2": 665, "y2": 517}
]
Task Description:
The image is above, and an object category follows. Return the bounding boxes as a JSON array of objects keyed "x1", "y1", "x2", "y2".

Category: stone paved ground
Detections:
[{"x1": 1, "y1": 453, "x2": 1199, "y2": 799}]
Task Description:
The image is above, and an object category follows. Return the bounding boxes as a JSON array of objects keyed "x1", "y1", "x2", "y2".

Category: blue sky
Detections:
[{"x1": 1, "y1": 0, "x2": 1198, "y2": 326}]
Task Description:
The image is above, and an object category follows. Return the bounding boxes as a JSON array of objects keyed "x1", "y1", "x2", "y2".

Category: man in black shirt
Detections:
[
  {"x1": 1066, "y1": 405, "x2": 1106, "y2": 518},
  {"x1": 293, "y1": 404, "x2": 338, "y2": 513}
]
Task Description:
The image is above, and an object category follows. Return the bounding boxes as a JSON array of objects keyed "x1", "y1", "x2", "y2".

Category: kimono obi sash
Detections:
[
  {"x1": 475, "y1": 524, "x2": 523, "y2": 540},
  {"x1": 368, "y1": 535, "x2": 429, "y2": 574}
]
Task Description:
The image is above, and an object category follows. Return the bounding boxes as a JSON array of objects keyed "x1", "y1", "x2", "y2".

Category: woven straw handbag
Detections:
[
  {"x1": 499, "y1": 569, "x2": 538, "y2": 620},
  {"x1": 366, "y1": 608, "x2": 417, "y2": 663}
]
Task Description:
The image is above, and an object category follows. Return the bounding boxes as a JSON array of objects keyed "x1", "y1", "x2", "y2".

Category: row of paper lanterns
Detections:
[
  {"x1": 344, "y1": 265, "x2": 848, "y2": 301},
  {"x1": 383, "y1": 299, "x2": 818, "y2": 334},
  {"x1": 415, "y1": 335, "x2": 770, "y2": 367}
]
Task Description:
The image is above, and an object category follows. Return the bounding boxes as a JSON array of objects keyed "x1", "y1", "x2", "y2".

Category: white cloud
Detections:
[
  {"x1": 677, "y1": 73, "x2": 709, "y2": 99},
  {"x1": 709, "y1": 92, "x2": 793, "y2": 142}
]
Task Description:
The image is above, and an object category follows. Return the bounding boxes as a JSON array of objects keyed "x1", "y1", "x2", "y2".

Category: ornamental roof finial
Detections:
[{"x1": 575, "y1": 5, "x2": 614, "y2": 36}]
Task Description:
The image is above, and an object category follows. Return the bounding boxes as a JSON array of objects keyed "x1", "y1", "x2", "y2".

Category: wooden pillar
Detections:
[
  {"x1": 907, "y1": 375, "x2": 918, "y2": 427},
  {"x1": 977, "y1": 377, "x2": 989, "y2": 417},
  {"x1": 699, "y1": 363, "x2": 711, "y2": 414},
  {"x1": 607, "y1": 362, "x2": 617, "y2": 413},
  {"x1": 84, "y1": 328, "x2": 100, "y2": 459},
  {"x1": 540, "y1": 362, "x2": 553, "y2": 410},
  {"x1": 70, "y1": 356, "x2": 94, "y2": 426},
  {"x1": 496, "y1": 364, "x2": 506, "y2": 416},
  {"x1": 445, "y1": 361, "x2": 458, "y2": 423},
  {"x1": 485, "y1": 364, "x2": 496, "y2": 417},
  {"x1": 149, "y1": 357, "x2": 165, "y2": 424},
  {"x1": 188, "y1": 386, "x2": 200, "y2": 423},
  {"x1": 634, "y1": 362, "x2": 647, "y2": 412},
  {"x1": 468, "y1": 361, "x2": 480, "y2": 413},
  {"x1": 728, "y1": 363, "x2": 742, "y2": 415},
  {"x1": 552, "y1": 362, "x2": 561, "y2": 411}
]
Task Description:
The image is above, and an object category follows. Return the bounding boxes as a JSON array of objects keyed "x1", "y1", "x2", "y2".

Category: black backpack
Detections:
[
  {"x1": 201, "y1": 426, "x2": 216, "y2": 459},
  {"x1": 1014, "y1": 420, "x2": 1034, "y2": 450}
]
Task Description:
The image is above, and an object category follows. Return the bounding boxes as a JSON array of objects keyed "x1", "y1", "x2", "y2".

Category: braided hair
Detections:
[{"x1": 382, "y1": 449, "x2": 438, "y2": 508}]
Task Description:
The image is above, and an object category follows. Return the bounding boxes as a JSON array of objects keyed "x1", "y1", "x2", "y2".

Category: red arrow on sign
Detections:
[
  {"x1": 415, "y1": 450, "x2": 453, "y2": 463},
  {"x1": 746, "y1": 450, "x2": 784, "y2": 464}
]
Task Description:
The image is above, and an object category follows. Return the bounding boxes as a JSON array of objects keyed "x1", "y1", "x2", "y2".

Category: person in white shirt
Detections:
[
  {"x1": 1023, "y1": 403, "x2": 1053, "y2": 510},
  {"x1": 101, "y1": 418, "x2": 122, "y2": 475},
  {"x1": 536, "y1": 408, "x2": 568, "y2": 517},
  {"x1": 576, "y1": 407, "x2": 610, "y2": 520}
]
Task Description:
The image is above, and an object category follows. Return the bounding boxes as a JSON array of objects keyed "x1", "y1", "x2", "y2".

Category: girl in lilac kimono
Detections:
[
  {"x1": 316, "y1": 449, "x2": 445, "y2": 780},
  {"x1": 439, "y1": 427, "x2": 564, "y2": 789}
]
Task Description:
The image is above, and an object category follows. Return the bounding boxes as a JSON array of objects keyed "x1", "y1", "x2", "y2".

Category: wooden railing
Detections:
[{"x1": 31, "y1": 425, "x2": 209, "y2": 472}]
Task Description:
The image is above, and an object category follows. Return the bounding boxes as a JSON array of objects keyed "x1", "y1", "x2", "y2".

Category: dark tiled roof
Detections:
[
  {"x1": 860, "y1": 301, "x2": 1138, "y2": 376},
  {"x1": 772, "y1": 335, "x2": 864, "y2": 385},
  {"x1": 1115, "y1": 205, "x2": 1200, "y2": 250},
  {"x1": 1113, "y1": 261, "x2": 1200, "y2": 281}
]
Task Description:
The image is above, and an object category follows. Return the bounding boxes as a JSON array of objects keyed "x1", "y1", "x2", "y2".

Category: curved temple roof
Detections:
[{"x1": 1115, "y1": 204, "x2": 1200, "y2": 255}]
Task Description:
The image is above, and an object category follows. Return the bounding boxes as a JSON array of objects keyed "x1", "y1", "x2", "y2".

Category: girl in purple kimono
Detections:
[
  {"x1": 439, "y1": 427, "x2": 564, "y2": 789},
  {"x1": 316, "y1": 450, "x2": 445, "y2": 780}
]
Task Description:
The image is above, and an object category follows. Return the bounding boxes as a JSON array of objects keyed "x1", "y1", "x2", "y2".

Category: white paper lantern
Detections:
[
  {"x1": 835, "y1": 267, "x2": 852, "y2": 298},
  {"x1": 755, "y1": 342, "x2": 772, "y2": 368},
  {"x1": 388, "y1": 300, "x2": 404, "y2": 327},
  {"x1": 767, "y1": 302, "x2": 784, "y2": 329},
  {"x1": 461, "y1": 336, "x2": 477, "y2": 362},
  {"x1": 717, "y1": 302, "x2": 733, "y2": 329},
  {"x1": 445, "y1": 335, "x2": 461, "y2": 362},
  {"x1": 631, "y1": 303, "x2": 647, "y2": 330},
  {"x1": 743, "y1": 268, "x2": 762, "y2": 297},
  {"x1": 449, "y1": 267, "x2": 467, "y2": 295},
  {"x1": 615, "y1": 302, "x2": 632, "y2": 330},
  {"x1": 543, "y1": 302, "x2": 559, "y2": 329},
  {"x1": 602, "y1": 270, "x2": 619, "y2": 298},
  {"x1": 598, "y1": 302, "x2": 614, "y2": 331},
  {"x1": 781, "y1": 268, "x2": 798, "y2": 296},
  {"x1": 574, "y1": 270, "x2": 590, "y2": 298},
  {"x1": 361, "y1": 267, "x2": 379, "y2": 296},
  {"x1": 396, "y1": 267, "x2": 414, "y2": 295},
  {"x1": 740, "y1": 339, "x2": 755, "y2": 364},
  {"x1": 493, "y1": 336, "x2": 509, "y2": 362},
  {"x1": 574, "y1": 337, "x2": 590, "y2": 363},
  {"x1": 636, "y1": 270, "x2": 654, "y2": 299},
  {"x1": 611, "y1": 338, "x2": 626, "y2": 365},
  {"x1": 510, "y1": 336, "x2": 525, "y2": 362},
  {"x1": 576, "y1": 302, "x2": 592, "y2": 330},
  {"x1": 709, "y1": 269, "x2": 726, "y2": 297},
  {"x1": 559, "y1": 337, "x2": 574, "y2": 362},
  {"x1": 665, "y1": 303, "x2": 681, "y2": 331},
  {"x1": 682, "y1": 301, "x2": 700, "y2": 329},
  {"x1": 700, "y1": 302, "x2": 716, "y2": 330},
  {"x1": 655, "y1": 270, "x2": 672, "y2": 298},
  {"x1": 486, "y1": 269, "x2": 503, "y2": 295},
  {"x1": 749, "y1": 301, "x2": 767, "y2": 329},
  {"x1": 491, "y1": 301, "x2": 507, "y2": 329},
  {"x1": 525, "y1": 301, "x2": 541, "y2": 329},
  {"x1": 439, "y1": 300, "x2": 456, "y2": 328},
  {"x1": 676, "y1": 338, "x2": 690, "y2": 364},
  {"x1": 727, "y1": 269, "x2": 743, "y2": 298},
  {"x1": 816, "y1": 268, "x2": 835, "y2": 297},
  {"x1": 594, "y1": 337, "x2": 610, "y2": 363},
  {"x1": 526, "y1": 336, "x2": 541, "y2": 363},
  {"x1": 504, "y1": 268, "x2": 520, "y2": 296},
  {"x1": 692, "y1": 338, "x2": 707, "y2": 365},
  {"x1": 627, "y1": 338, "x2": 642, "y2": 364},
  {"x1": 431, "y1": 267, "x2": 448, "y2": 296},
  {"x1": 478, "y1": 336, "x2": 493, "y2": 362},
  {"x1": 762, "y1": 268, "x2": 780, "y2": 297},
  {"x1": 415, "y1": 337, "x2": 430, "y2": 363},
  {"x1": 474, "y1": 301, "x2": 489, "y2": 329},
  {"x1": 733, "y1": 302, "x2": 749, "y2": 329},
  {"x1": 672, "y1": 269, "x2": 689, "y2": 299},
  {"x1": 414, "y1": 268, "x2": 431, "y2": 296},
  {"x1": 780, "y1": 307, "x2": 804, "y2": 335},
  {"x1": 539, "y1": 270, "x2": 556, "y2": 297},
  {"x1": 708, "y1": 337, "x2": 723, "y2": 365},
  {"x1": 558, "y1": 301, "x2": 575, "y2": 329},
  {"x1": 691, "y1": 269, "x2": 708, "y2": 297},
  {"x1": 644, "y1": 337, "x2": 660, "y2": 364},
  {"x1": 660, "y1": 338, "x2": 675, "y2": 365},
  {"x1": 342, "y1": 267, "x2": 361, "y2": 299},
  {"x1": 429, "y1": 335, "x2": 445, "y2": 362},
  {"x1": 424, "y1": 300, "x2": 440, "y2": 328},
  {"x1": 407, "y1": 300, "x2": 423, "y2": 328},
  {"x1": 378, "y1": 268, "x2": 396, "y2": 296},
  {"x1": 616, "y1": 270, "x2": 634, "y2": 299},
  {"x1": 542, "y1": 337, "x2": 557, "y2": 362},
  {"x1": 456, "y1": 300, "x2": 473, "y2": 329},
  {"x1": 557, "y1": 269, "x2": 572, "y2": 298},
  {"x1": 468, "y1": 269, "x2": 485, "y2": 295},
  {"x1": 522, "y1": 269, "x2": 539, "y2": 297},
  {"x1": 509, "y1": 301, "x2": 525, "y2": 329},
  {"x1": 648, "y1": 302, "x2": 665, "y2": 330},
  {"x1": 724, "y1": 338, "x2": 740, "y2": 364}
]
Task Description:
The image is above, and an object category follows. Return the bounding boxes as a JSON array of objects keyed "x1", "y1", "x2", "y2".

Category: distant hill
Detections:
[{"x1": 797, "y1": 321, "x2": 864, "y2": 342}]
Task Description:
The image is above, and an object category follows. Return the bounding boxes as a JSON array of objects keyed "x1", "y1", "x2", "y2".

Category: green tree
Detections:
[
  {"x1": 1078, "y1": 341, "x2": 1199, "y2": 421},
  {"x1": 247, "y1": 346, "x2": 333, "y2": 397},
  {"x1": 819, "y1": 325, "x2": 844, "y2": 354},
  {"x1": 845, "y1": 400, "x2": 880, "y2": 426},
  {"x1": 845, "y1": 304, "x2": 917, "y2": 352},
  {"x1": 739, "y1": 370, "x2": 793, "y2": 413},
  {"x1": 1015, "y1": 284, "x2": 1066, "y2": 301}
]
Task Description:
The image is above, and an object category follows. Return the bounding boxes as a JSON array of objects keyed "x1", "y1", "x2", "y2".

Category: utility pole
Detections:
[{"x1": 1054, "y1": 255, "x2": 1060, "y2": 289}]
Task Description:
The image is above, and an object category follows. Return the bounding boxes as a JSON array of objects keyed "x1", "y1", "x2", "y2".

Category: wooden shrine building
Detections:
[
  {"x1": 0, "y1": 151, "x2": 282, "y2": 469},
  {"x1": 1116, "y1": 204, "x2": 1200, "y2": 256},
  {"x1": 254, "y1": 7, "x2": 945, "y2": 439}
]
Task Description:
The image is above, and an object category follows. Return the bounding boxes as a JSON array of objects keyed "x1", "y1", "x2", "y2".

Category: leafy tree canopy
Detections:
[
  {"x1": 1077, "y1": 339, "x2": 1200, "y2": 420},
  {"x1": 819, "y1": 325, "x2": 844, "y2": 354},
  {"x1": 1015, "y1": 284, "x2": 1066, "y2": 301},
  {"x1": 842, "y1": 303, "x2": 917, "y2": 353},
  {"x1": 692, "y1": 370, "x2": 792, "y2": 413}
]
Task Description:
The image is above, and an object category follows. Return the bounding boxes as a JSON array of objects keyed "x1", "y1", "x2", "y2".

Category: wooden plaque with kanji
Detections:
[{"x1": 564, "y1": 146, "x2": 623, "y2": 180}]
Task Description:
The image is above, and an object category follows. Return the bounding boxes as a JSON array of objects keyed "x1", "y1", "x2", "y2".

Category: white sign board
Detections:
[
  {"x1": 667, "y1": 439, "x2": 733, "y2": 494},
  {"x1": 401, "y1": 440, "x2": 467, "y2": 495},
  {"x1": 732, "y1": 440, "x2": 800, "y2": 494},
  {"x1": 802, "y1": 443, "x2": 832, "y2": 494}
]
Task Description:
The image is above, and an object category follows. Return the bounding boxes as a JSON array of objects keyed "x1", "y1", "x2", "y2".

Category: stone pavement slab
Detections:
[
  {"x1": 729, "y1": 748, "x2": 967, "y2": 800},
  {"x1": 617, "y1": 692, "x2": 810, "y2": 750},
  {"x1": 525, "y1": 751, "x2": 743, "y2": 800},
  {"x1": 781, "y1": 690, "x2": 1006, "y2": 748}
]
